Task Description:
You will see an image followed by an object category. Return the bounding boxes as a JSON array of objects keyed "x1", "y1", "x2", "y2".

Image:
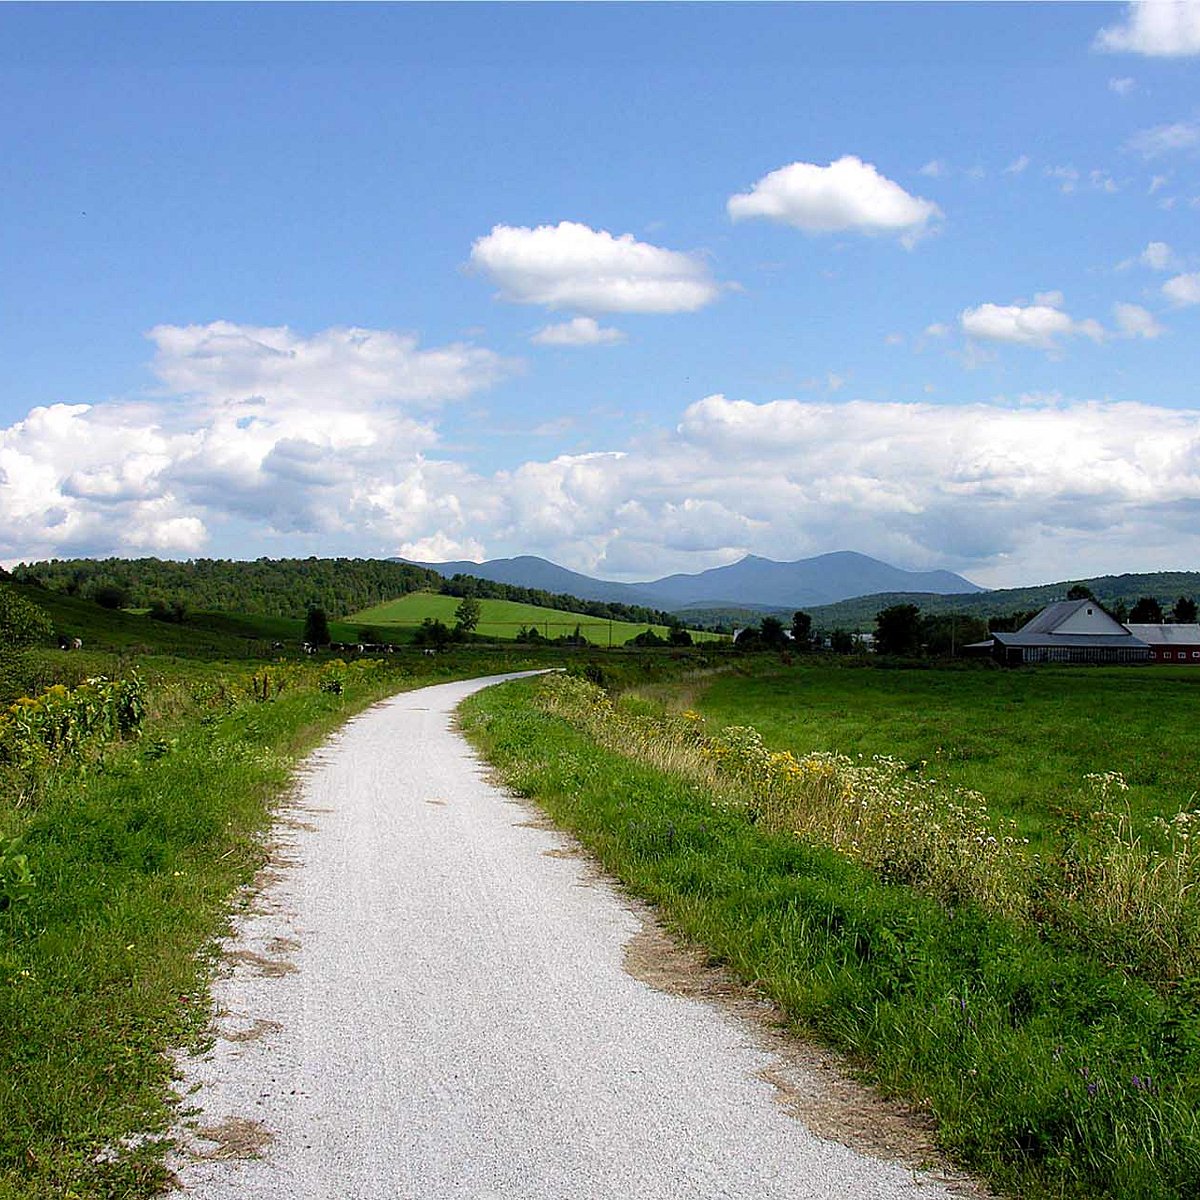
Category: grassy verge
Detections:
[
  {"x1": 461, "y1": 675, "x2": 1200, "y2": 1200},
  {"x1": 0, "y1": 650, "x2": 550, "y2": 1199}
]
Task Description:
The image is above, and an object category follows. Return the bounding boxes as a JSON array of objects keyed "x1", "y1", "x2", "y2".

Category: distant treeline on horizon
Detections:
[{"x1": 6, "y1": 557, "x2": 685, "y2": 630}]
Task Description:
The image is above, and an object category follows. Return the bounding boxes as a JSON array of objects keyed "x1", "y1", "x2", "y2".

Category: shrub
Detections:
[
  {"x1": 0, "y1": 587, "x2": 54, "y2": 650},
  {"x1": 92, "y1": 583, "x2": 131, "y2": 610}
]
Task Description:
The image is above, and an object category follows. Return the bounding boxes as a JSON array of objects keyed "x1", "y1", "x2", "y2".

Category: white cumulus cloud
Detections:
[
  {"x1": 1113, "y1": 302, "x2": 1165, "y2": 338},
  {"x1": 0, "y1": 321, "x2": 510, "y2": 562},
  {"x1": 469, "y1": 221, "x2": 719, "y2": 314},
  {"x1": 9, "y1": 379, "x2": 1200, "y2": 590},
  {"x1": 396, "y1": 532, "x2": 486, "y2": 563},
  {"x1": 1141, "y1": 240, "x2": 1177, "y2": 270},
  {"x1": 1164, "y1": 272, "x2": 1200, "y2": 304},
  {"x1": 149, "y1": 321, "x2": 507, "y2": 409},
  {"x1": 1095, "y1": 0, "x2": 1200, "y2": 56},
  {"x1": 530, "y1": 317, "x2": 626, "y2": 347},
  {"x1": 485, "y1": 393, "x2": 1200, "y2": 587},
  {"x1": 960, "y1": 297, "x2": 1104, "y2": 349},
  {"x1": 726, "y1": 155, "x2": 941, "y2": 245}
]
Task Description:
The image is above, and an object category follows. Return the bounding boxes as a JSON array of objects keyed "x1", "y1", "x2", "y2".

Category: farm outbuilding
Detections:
[
  {"x1": 1126, "y1": 623, "x2": 1200, "y2": 664},
  {"x1": 989, "y1": 599, "x2": 1151, "y2": 665}
]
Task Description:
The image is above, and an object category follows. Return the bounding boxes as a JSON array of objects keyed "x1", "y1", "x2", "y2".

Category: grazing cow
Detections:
[{"x1": 72, "y1": 637, "x2": 82, "y2": 651}]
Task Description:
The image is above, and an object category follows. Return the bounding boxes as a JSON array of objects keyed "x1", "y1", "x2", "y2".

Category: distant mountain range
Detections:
[{"x1": 403, "y1": 551, "x2": 983, "y2": 613}]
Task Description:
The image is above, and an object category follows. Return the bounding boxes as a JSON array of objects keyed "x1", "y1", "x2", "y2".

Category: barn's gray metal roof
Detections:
[
  {"x1": 1126, "y1": 624, "x2": 1200, "y2": 645},
  {"x1": 1017, "y1": 598, "x2": 1128, "y2": 636},
  {"x1": 992, "y1": 630, "x2": 1150, "y2": 649}
]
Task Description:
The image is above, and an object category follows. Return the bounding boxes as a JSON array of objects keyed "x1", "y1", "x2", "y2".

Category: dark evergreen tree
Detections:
[
  {"x1": 874, "y1": 604, "x2": 923, "y2": 656},
  {"x1": 413, "y1": 617, "x2": 451, "y2": 649},
  {"x1": 1172, "y1": 596, "x2": 1197, "y2": 623},
  {"x1": 790, "y1": 610, "x2": 813, "y2": 650},
  {"x1": 1129, "y1": 596, "x2": 1164, "y2": 624},
  {"x1": 733, "y1": 626, "x2": 761, "y2": 650},
  {"x1": 829, "y1": 629, "x2": 855, "y2": 654},
  {"x1": 304, "y1": 606, "x2": 332, "y2": 646},
  {"x1": 759, "y1": 616, "x2": 789, "y2": 649},
  {"x1": 92, "y1": 583, "x2": 130, "y2": 610}
]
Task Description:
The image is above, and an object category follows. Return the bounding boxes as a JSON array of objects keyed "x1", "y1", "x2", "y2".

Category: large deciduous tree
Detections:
[{"x1": 454, "y1": 596, "x2": 482, "y2": 636}]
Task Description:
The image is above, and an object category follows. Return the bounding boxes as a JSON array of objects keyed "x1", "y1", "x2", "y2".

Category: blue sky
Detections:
[{"x1": 2, "y1": 2, "x2": 1199, "y2": 587}]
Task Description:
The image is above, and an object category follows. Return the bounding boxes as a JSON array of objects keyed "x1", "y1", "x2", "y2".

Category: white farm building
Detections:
[{"x1": 989, "y1": 599, "x2": 1151, "y2": 665}]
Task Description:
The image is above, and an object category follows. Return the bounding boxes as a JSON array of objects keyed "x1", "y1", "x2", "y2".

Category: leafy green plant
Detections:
[{"x1": 0, "y1": 835, "x2": 34, "y2": 910}]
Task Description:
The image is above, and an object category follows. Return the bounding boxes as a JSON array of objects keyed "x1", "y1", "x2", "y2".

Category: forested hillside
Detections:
[
  {"x1": 10, "y1": 558, "x2": 443, "y2": 619},
  {"x1": 9, "y1": 557, "x2": 688, "y2": 628},
  {"x1": 806, "y1": 570, "x2": 1200, "y2": 630}
]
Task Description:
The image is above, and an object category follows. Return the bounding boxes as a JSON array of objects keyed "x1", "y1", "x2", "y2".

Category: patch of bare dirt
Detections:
[
  {"x1": 622, "y1": 917, "x2": 991, "y2": 1197},
  {"x1": 221, "y1": 1017, "x2": 283, "y2": 1044},
  {"x1": 224, "y1": 947, "x2": 297, "y2": 978},
  {"x1": 190, "y1": 1117, "x2": 273, "y2": 1161}
]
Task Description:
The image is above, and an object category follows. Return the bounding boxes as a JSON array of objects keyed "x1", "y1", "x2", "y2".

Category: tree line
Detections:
[
  {"x1": 436, "y1": 573, "x2": 685, "y2": 629},
  {"x1": 732, "y1": 586, "x2": 1199, "y2": 659},
  {"x1": 9, "y1": 557, "x2": 690, "y2": 629}
]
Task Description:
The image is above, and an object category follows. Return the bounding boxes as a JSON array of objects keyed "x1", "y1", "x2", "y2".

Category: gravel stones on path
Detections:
[{"x1": 171, "y1": 672, "x2": 973, "y2": 1199}]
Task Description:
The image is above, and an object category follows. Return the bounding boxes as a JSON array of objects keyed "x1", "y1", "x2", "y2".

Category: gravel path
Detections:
[{"x1": 171, "y1": 672, "x2": 962, "y2": 1199}]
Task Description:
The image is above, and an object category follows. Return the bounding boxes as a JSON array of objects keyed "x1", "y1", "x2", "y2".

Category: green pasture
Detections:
[
  {"x1": 347, "y1": 591, "x2": 721, "y2": 645},
  {"x1": 686, "y1": 661, "x2": 1200, "y2": 846}
]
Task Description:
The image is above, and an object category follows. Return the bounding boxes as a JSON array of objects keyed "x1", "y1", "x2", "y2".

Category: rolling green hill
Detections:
[
  {"x1": 2, "y1": 580, "x2": 259, "y2": 657},
  {"x1": 0, "y1": 580, "x2": 372, "y2": 661},
  {"x1": 348, "y1": 592, "x2": 723, "y2": 645},
  {"x1": 8, "y1": 557, "x2": 445, "y2": 620}
]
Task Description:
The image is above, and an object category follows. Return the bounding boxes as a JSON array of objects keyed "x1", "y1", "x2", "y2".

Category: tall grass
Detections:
[{"x1": 535, "y1": 672, "x2": 1200, "y2": 990}]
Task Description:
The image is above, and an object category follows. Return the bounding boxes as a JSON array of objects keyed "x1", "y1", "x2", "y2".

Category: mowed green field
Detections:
[
  {"x1": 690, "y1": 662, "x2": 1200, "y2": 845},
  {"x1": 347, "y1": 591, "x2": 722, "y2": 645}
]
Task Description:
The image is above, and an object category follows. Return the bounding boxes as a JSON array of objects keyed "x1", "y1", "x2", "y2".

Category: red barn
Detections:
[{"x1": 1126, "y1": 623, "x2": 1200, "y2": 664}]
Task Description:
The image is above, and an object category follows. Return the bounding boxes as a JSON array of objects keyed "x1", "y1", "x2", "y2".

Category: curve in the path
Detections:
[{"x1": 171, "y1": 672, "x2": 960, "y2": 1199}]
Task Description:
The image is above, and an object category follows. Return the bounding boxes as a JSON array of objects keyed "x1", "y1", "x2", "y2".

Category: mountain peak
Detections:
[{"x1": 409, "y1": 550, "x2": 981, "y2": 612}]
